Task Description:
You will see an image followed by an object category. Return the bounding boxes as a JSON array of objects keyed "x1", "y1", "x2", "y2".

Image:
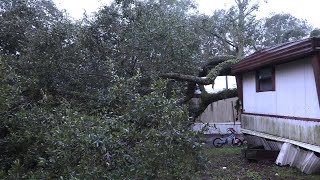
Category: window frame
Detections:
[{"x1": 255, "y1": 67, "x2": 275, "y2": 92}]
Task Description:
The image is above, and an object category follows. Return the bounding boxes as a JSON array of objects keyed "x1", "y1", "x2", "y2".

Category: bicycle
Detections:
[{"x1": 212, "y1": 127, "x2": 243, "y2": 147}]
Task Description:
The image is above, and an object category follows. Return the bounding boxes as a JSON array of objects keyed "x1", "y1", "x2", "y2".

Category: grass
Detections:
[{"x1": 203, "y1": 146, "x2": 320, "y2": 180}]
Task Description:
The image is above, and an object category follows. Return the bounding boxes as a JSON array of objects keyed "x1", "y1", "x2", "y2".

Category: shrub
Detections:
[{"x1": 0, "y1": 60, "x2": 206, "y2": 179}]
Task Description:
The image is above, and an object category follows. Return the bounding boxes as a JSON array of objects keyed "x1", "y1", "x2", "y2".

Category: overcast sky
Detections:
[{"x1": 54, "y1": 0, "x2": 320, "y2": 28}]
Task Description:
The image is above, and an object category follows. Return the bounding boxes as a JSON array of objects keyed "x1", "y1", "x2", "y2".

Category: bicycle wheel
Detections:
[
  {"x1": 232, "y1": 138, "x2": 243, "y2": 146},
  {"x1": 213, "y1": 138, "x2": 224, "y2": 148}
]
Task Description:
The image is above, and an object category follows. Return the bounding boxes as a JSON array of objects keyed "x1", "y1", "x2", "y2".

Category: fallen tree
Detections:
[{"x1": 161, "y1": 56, "x2": 239, "y2": 119}]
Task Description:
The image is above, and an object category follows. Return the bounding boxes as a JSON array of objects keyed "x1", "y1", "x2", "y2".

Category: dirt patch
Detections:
[{"x1": 203, "y1": 146, "x2": 320, "y2": 180}]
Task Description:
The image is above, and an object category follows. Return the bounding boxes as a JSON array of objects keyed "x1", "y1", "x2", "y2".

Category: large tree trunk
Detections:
[
  {"x1": 160, "y1": 56, "x2": 239, "y2": 119},
  {"x1": 161, "y1": 58, "x2": 238, "y2": 86}
]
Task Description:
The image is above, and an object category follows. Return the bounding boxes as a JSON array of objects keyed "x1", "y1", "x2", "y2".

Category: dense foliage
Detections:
[
  {"x1": 0, "y1": 60, "x2": 204, "y2": 178},
  {"x1": 0, "y1": 0, "x2": 206, "y2": 179},
  {"x1": 0, "y1": 0, "x2": 315, "y2": 179}
]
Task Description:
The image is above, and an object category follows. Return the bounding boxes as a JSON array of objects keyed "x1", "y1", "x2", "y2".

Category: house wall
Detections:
[
  {"x1": 241, "y1": 58, "x2": 320, "y2": 146},
  {"x1": 242, "y1": 58, "x2": 320, "y2": 119}
]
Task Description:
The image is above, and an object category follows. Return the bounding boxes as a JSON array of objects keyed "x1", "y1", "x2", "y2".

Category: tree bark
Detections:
[
  {"x1": 160, "y1": 57, "x2": 239, "y2": 120},
  {"x1": 203, "y1": 55, "x2": 236, "y2": 68},
  {"x1": 161, "y1": 58, "x2": 238, "y2": 86}
]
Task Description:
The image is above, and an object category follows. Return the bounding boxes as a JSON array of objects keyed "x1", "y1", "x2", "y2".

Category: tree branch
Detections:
[
  {"x1": 190, "y1": 89, "x2": 238, "y2": 118},
  {"x1": 204, "y1": 55, "x2": 236, "y2": 67},
  {"x1": 161, "y1": 73, "x2": 210, "y2": 85},
  {"x1": 161, "y1": 59, "x2": 238, "y2": 86},
  {"x1": 212, "y1": 32, "x2": 237, "y2": 48},
  {"x1": 200, "y1": 24, "x2": 237, "y2": 49}
]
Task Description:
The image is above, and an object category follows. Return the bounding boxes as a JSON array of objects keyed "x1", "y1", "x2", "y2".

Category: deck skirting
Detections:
[{"x1": 242, "y1": 128, "x2": 320, "y2": 153}]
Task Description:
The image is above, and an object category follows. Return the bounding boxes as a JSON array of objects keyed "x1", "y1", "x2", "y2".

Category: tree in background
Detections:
[
  {"x1": 261, "y1": 13, "x2": 311, "y2": 47},
  {"x1": 161, "y1": 0, "x2": 312, "y2": 115},
  {"x1": 310, "y1": 28, "x2": 320, "y2": 37}
]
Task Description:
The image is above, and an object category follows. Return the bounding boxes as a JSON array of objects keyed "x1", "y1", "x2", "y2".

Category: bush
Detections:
[{"x1": 0, "y1": 60, "x2": 206, "y2": 179}]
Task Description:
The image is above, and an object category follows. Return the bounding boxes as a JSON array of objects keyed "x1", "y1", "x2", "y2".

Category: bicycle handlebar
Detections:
[{"x1": 227, "y1": 128, "x2": 236, "y2": 133}]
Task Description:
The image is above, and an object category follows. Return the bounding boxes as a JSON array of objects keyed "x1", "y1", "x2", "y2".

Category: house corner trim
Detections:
[{"x1": 312, "y1": 53, "x2": 320, "y2": 107}]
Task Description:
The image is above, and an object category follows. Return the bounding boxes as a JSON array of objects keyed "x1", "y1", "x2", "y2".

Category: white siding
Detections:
[{"x1": 242, "y1": 58, "x2": 320, "y2": 119}]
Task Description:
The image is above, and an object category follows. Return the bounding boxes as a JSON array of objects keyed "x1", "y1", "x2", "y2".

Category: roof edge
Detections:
[{"x1": 232, "y1": 38, "x2": 320, "y2": 74}]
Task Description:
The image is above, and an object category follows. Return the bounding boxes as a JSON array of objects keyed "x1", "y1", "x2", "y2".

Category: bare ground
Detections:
[{"x1": 203, "y1": 146, "x2": 320, "y2": 180}]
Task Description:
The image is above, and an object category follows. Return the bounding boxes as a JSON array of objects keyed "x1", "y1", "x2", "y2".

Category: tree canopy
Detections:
[
  {"x1": 261, "y1": 13, "x2": 311, "y2": 47},
  {"x1": 0, "y1": 0, "x2": 314, "y2": 178}
]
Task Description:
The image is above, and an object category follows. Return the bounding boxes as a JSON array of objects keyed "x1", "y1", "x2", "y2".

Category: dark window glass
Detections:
[{"x1": 256, "y1": 68, "x2": 274, "y2": 92}]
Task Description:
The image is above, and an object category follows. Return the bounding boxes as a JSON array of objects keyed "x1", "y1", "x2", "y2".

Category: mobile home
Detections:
[{"x1": 232, "y1": 38, "x2": 320, "y2": 173}]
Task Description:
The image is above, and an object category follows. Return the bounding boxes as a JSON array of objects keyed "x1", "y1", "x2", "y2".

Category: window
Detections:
[{"x1": 256, "y1": 67, "x2": 275, "y2": 92}]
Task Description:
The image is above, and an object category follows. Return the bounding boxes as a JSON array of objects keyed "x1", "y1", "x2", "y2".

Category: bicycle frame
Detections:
[
  {"x1": 212, "y1": 127, "x2": 243, "y2": 147},
  {"x1": 219, "y1": 130, "x2": 236, "y2": 144}
]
